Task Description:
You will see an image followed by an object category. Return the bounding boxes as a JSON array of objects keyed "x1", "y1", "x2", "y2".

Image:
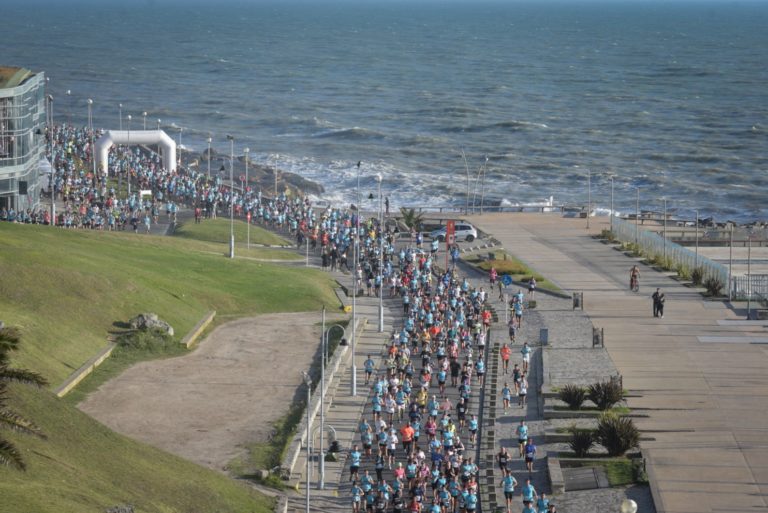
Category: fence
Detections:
[
  {"x1": 612, "y1": 217, "x2": 729, "y2": 286},
  {"x1": 730, "y1": 274, "x2": 768, "y2": 301}
]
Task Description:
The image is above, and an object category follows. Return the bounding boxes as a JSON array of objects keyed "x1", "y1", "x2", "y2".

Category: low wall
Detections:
[{"x1": 282, "y1": 315, "x2": 367, "y2": 477}]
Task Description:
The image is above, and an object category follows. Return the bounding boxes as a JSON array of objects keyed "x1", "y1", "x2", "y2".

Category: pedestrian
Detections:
[
  {"x1": 500, "y1": 342, "x2": 512, "y2": 373},
  {"x1": 516, "y1": 419, "x2": 529, "y2": 458},
  {"x1": 365, "y1": 355, "x2": 375, "y2": 385},
  {"x1": 496, "y1": 446, "x2": 511, "y2": 474},
  {"x1": 652, "y1": 288, "x2": 666, "y2": 318},
  {"x1": 350, "y1": 444, "x2": 362, "y2": 481},
  {"x1": 518, "y1": 373, "x2": 528, "y2": 408},
  {"x1": 520, "y1": 342, "x2": 531, "y2": 373},
  {"x1": 521, "y1": 477, "x2": 537, "y2": 507},
  {"x1": 524, "y1": 438, "x2": 537, "y2": 473},
  {"x1": 351, "y1": 480, "x2": 364, "y2": 513},
  {"x1": 502, "y1": 382, "x2": 513, "y2": 412},
  {"x1": 500, "y1": 470, "x2": 518, "y2": 513}
]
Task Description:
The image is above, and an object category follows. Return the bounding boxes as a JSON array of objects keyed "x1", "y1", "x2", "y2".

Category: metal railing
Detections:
[
  {"x1": 730, "y1": 274, "x2": 768, "y2": 301},
  {"x1": 612, "y1": 217, "x2": 729, "y2": 285}
]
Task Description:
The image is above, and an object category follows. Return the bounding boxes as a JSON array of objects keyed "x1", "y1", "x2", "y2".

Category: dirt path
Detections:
[{"x1": 78, "y1": 312, "x2": 334, "y2": 471}]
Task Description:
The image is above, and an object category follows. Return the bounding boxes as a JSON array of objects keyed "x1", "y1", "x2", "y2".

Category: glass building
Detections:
[{"x1": 0, "y1": 66, "x2": 46, "y2": 211}]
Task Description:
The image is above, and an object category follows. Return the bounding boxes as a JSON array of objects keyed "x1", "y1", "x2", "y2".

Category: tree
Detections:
[
  {"x1": 399, "y1": 207, "x2": 425, "y2": 231},
  {"x1": 0, "y1": 326, "x2": 47, "y2": 470}
]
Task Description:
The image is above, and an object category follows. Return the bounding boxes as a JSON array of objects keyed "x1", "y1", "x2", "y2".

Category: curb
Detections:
[
  {"x1": 180, "y1": 311, "x2": 216, "y2": 348},
  {"x1": 54, "y1": 343, "x2": 116, "y2": 397}
]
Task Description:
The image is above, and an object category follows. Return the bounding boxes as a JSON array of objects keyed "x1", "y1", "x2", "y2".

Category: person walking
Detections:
[
  {"x1": 524, "y1": 438, "x2": 537, "y2": 473},
  {"x1": 500, "y1": 470, "x2": 518, "y2": 513},
  {"x1": 652, "y1": 288, "x2": 666, "y2": 318}
]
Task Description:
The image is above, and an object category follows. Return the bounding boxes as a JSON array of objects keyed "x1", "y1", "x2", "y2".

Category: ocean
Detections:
[{"x1": 3, "y1": 0, "x2": 768, "y2": 222}]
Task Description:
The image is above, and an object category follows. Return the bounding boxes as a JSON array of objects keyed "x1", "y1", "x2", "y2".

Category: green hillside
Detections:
[
  {"x1": 0, "y1": 222, "x2": 336, "y2": 385},
  {"x1": 0, "y1": 385, "x2": 272, "y2": 513}
]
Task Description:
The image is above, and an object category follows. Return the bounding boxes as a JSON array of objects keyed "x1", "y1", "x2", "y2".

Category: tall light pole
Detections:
[
  {"x1": 747, "y1": 233, "x2": 752, "y2": 320},
  {"x1": 87, "y1": 99, "x2": 96, "y2": 179},
  {"x1": 480, "y1": 156, "x2": 489, "y2": 214},
  {"x1": 663, "y1": 197, "x2": 667, "y2": 262},
  {"x1": 207, "y1": 137, "x2": 212, "y2": 179},
  {"x1": 695, "y1": 209, "x2": 699, "y2": 269},
  {"x1": 47, "y1": 94, "x2": 55, "y2": 226},
  {"x1": 300, "y1": 371, "x2": 312, "y2": 513},
  {"x1": 244, "y1": 147, "x2": 250, "y2": 250},
  {"x1": 461, "y1": 149, "x2": 470, "y2": 214},
  {"x1": 351, "y1": 160, "x2": 361, "y2": 396},
  {"x1": 142, "y1": 111, "x2": 147, "y2": 130},
  {"x1": 157, "y1": 119, "x2": 161, "y2": 130},
  {"x1": 127, "y1": 114, "x2": 132, "y2": 197},
  {"x1": 610, "y1": 175, "x2": 614, "y2": 233},
  {"x1": 376, "y1": 173, "x2": 384, "y2": 332},
  {"x1": 118, "y1": 103, "x2": 123, "y2": 130},
  {"x1": 587, "y1": 168, "x2": 591, "y2": 229},
  {"x1": 178, "y1": 126, "x2": 183, "y2": 169},
  {"x1": 635, "y1": 188, "x2": 640, "y2": 246},
  {"x1": 227, "y1": 134, "x2": 235, "y2": 259},
  {"x1": 65, "y1": 89, "x2": 71, "y2": 126}
]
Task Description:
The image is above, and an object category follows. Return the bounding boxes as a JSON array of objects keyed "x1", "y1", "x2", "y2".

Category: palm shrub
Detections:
[
  {"x1": 0, "y1": 326, "x2": 48, "y2": 470},
  {"x1": 691, "y1": 267, "x2": 704, "y2": 286},
  {"x1": 596, "y1": 412, "x2": 640, "y2": 456},
  {"x1": 587, "y1": 380, "x2": 625, "y2": 410},
  {"x1": 568, "y1": 427, "x2": 594, "y2": 457},
  {"x1": 704, "y1": 276, "x2": 724, "y2": 297},
  {"x1": 558, "y1": 384, "x2": 587, "y2": 410}
]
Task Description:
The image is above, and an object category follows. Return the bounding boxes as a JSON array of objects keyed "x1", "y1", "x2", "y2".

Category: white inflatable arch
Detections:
[{"x1": 95, "y1": 130, "x2": 177, "y2": 175}]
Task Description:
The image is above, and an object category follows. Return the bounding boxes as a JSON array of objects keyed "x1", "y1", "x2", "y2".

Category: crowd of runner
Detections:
[{"x1": 333, "y1": 217, "x2": 552, "y2": 513}]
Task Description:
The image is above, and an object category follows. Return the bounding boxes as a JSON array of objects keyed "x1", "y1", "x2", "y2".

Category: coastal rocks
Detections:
[
  {"x1": 194, "y1": 151, "x2": 325, "y2": 197},
  {"x1": 128, "y1": 313, "x2": 174, "y2": 337}
]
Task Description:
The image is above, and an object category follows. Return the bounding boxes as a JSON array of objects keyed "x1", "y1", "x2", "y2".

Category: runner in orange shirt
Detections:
[
  {"x1": 499, "y1": 342, "x2": 512, "y2": 374},
  {"x1": 400, "y1": 421, "x2": 415, "y2": 456}
]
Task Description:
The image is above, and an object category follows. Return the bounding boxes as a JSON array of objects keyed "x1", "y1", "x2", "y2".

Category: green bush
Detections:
[
  {"x1": 704, "y1": 276, "x2": 724, "y2": 296},
  {"x1": 558, "y1": 384, "x2": 587, "y2": 410},
  {"x1": 116, "y1": 328, "x2": 174, "y2": 351},
  {"x1": 676, "y1": 263, "x2": 691, "y2": 280},
  {"x1": 568, "y1": 428, "x2": 594, "y2": 457},
  {"x1": 691, "y1": 267, "x2": 704, "y2": 286},
  {"x1": 588, "y1": 380, "x2": 625, "y2": 410},
  {"x1": 600, "y1": 229, "x2": 615, "y2": 242},
  {"x1": 596, "y1": 412, "x2": 640, "y2": 456}
]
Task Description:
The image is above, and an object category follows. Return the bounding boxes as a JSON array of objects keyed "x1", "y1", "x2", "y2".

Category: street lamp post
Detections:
[
  {"x1": 301, "y1": 371, "x2": 312, "y2": 513},
  {"x1": 479, "y1": 156, "x2": 488, "y2": 214},
  {"x1": 244, "y1": 147, "x2": 250, "y2": 250},
  {"x1": 157, "y1": 119, "x2": 161, "y2": 130},
  {"x1": 126, "y1": 114, "x2": 132, "y2": 197},
  {"x1": 610, "y1": 175, "x2": 614, "y2": 233},
  {"x1": 635, "y1": 188, "x2": 640, "y2": 246},
  {"x1": 65, "y1": 89, "x2": 71, "y2": 126},
  {"x1": 178, "y1": 126, "x2": 183, "y2": 169},
  {"x1": 695, "y1": 209, "x2": 699, "y2": 269},
  {"x1": 87, "y1": 99, "x2": 96, "y2": 179},
  {"x1": 663, "y1": 198, "x2": 667, "y2": 262},
  {"x1": 587, "y1": 168, "x2": 591, "y2": 230},
  {"x1": 351, "y1": 160, "x2": 361, "y2": 396},
  {"x1": 47, "y1": 94, "x2": 55, "y2": 226},
  {"x1": 461, "y1": 149, "x2": 470, "y2": 214},
  {"x1": 227, "y1": 134, "x2": 235, "y2": 259},
  {"x1": 207, "y1": 137, "x2": 212, "y2": 179},
  {"x1": 118, "y1": 103, "x2": 123, "y2": 130},
  {"x1": 142, "y1": 111, "x2": 147, "y2": 130},
  {"x1": 376, "y1": 173, "x2": 384, "y2": 332}
]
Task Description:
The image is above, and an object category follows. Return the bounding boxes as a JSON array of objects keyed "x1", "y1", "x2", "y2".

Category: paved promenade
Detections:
[{"x1": 470, "y1": 213, "x2": 768, "y2": 513}]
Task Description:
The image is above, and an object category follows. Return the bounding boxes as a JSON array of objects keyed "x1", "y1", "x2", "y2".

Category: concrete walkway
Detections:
[{"x1": 469, "y1": 213, "x2": 768, "y2": 513}]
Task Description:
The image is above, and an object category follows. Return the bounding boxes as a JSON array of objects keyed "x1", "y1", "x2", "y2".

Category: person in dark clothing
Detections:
[{"x1": 652, "y1": 288, "x2": 665, "y2": 318}]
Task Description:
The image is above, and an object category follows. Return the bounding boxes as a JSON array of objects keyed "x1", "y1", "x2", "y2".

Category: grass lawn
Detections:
[
  {"x1": 175, "y1": 218, "x2": 292, "y2": 247},
  {"x1": 0, "y1": 222, "x2": 337, "y2": 387},
  {"x1": 0, "y1": 385, "x2": 272, "y2": 513},
  {"x1": 462, "y1": 250, "x2": 562, "y2": 293}
]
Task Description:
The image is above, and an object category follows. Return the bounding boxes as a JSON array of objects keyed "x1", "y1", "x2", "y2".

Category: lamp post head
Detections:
[
  {"x1": 66, "y1": 89, "x2": 71, "y2": 95},
  {"x1": 127, "y1": 114, "x2": 132, "y2": 121},
  {"x1": 244, "y1": 147, "x2": 250, "y2": 155},
  {"x1": 226, "y1": 134, "x2": 235, "y2": 141},
  {"x1": 620, "y1": 499, "x2": 637, "y2": 513},
  {"x1": 119, "y1": 103, "x2": 122, "y2": 108},
  {"x1": 157, "y1": 119, "x2": 161, "y2": 125},
  {"x1": 87, "y1": 98, "x2": 92, "y2": 105},
  {"x1": 375, "y1": 173, "x2": 382, "y2": 183},
  {"x1": 142, "y1": 111, "x2": 147, "y2": 117},
  {"x1": 207, "y1": 137, "x2": 212, "y2": 144}
]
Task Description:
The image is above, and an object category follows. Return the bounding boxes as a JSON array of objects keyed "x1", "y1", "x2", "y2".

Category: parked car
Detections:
[{"x1": 429, "y1": 222, "x2": 478, "y2": 242}]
